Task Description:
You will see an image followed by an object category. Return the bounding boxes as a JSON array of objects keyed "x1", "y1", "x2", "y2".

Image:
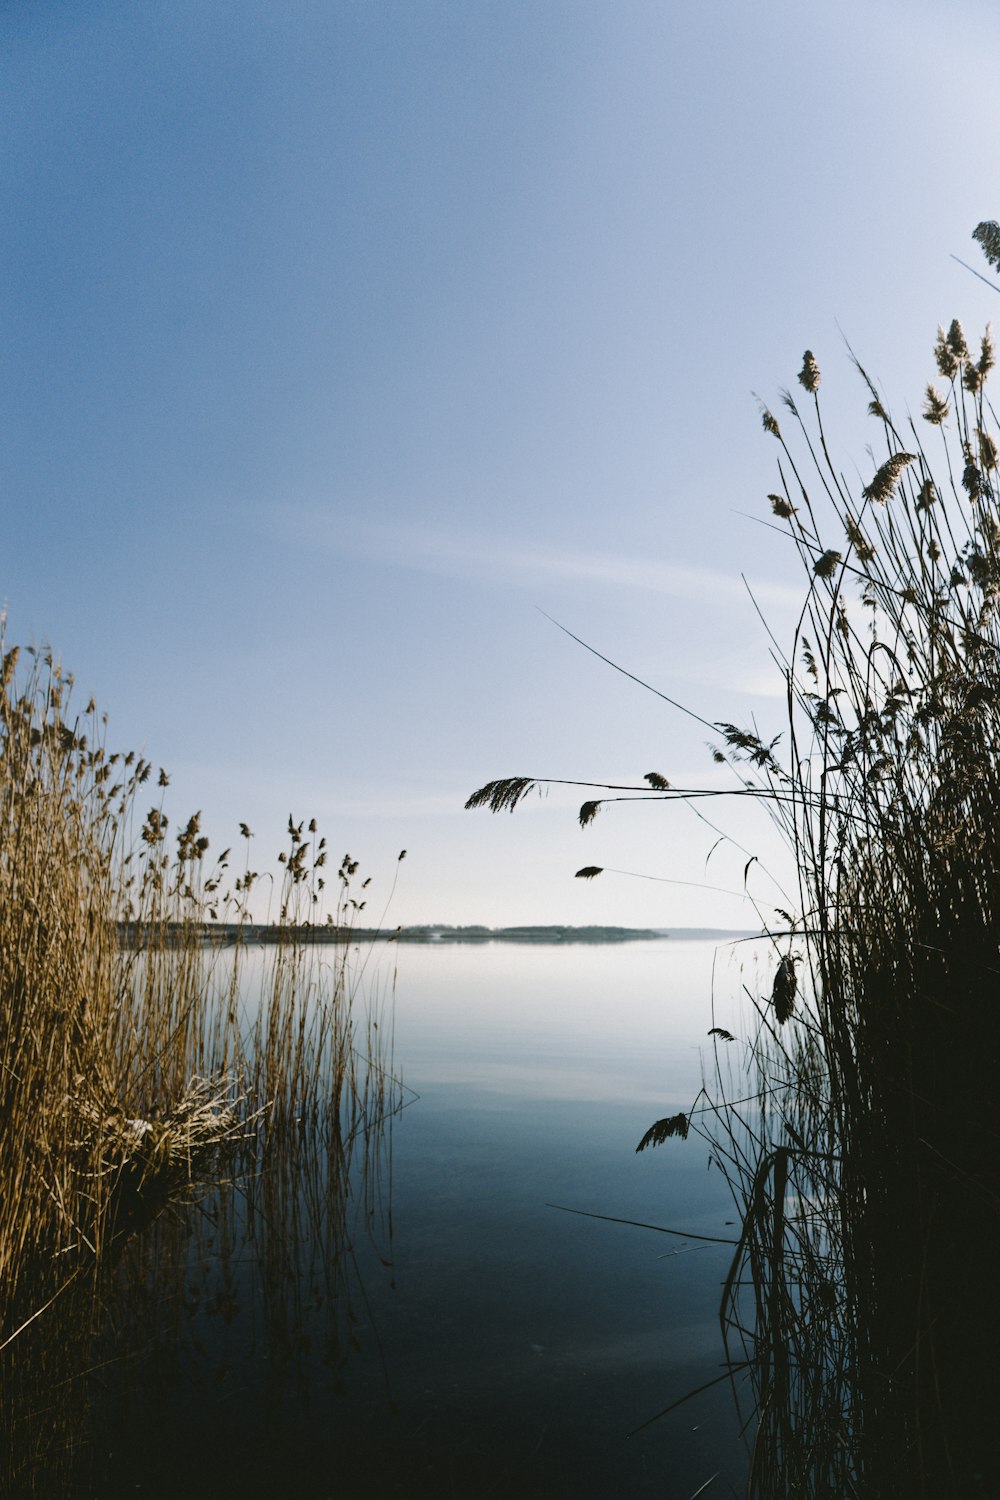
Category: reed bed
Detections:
[
  {"x1": 701, "y1": 311, "x2": 1000, "y2": 1498},
  {"x1": 0, "y1": 636, "x2": 399, "y2": 1494},
  {"x1": 467, "y1": 239, "x2": 1000, "y2": 1496}
]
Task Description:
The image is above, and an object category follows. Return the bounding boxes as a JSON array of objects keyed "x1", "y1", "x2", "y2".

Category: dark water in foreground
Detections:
[{"x1": 91, "y1": 939, "x2": 752, "y2": 1499}]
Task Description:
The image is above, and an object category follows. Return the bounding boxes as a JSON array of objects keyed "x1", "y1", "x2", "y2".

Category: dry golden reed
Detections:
[{"x1": 0, "y1": 637, "x2": 397, "y2": 1495}]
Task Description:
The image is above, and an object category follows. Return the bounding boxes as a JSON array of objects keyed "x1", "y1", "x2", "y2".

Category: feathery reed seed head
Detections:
[
  {"x1": 979, "y1": 324, "x2": 995, "y2": 377},
  {"x1": 935, "y1": 326, "x2": 960, "y2": 379},
  {"x1": 973, "y1": 219, "x2": 1000, "y2": 271},
  {"x1": 798, "y1": 351, "x2": 821, "y2": 394},
  {"x1": 635, "y1": 1112, "x2": 690, "y2": 1151},
  {"x1": 465, "y1": 777, "x2": 538, "y2": 814},
  {"x1": 771, "y1": 955, "x2": 798, "y2": 1024},
  {"x1": 578, "y1": 800, "x2": 601, "y2": 828},
  {"x1": 845, "y1": 519, "x2": 876, "y2": 562},
  {"x1": 962, "y1": 460, "x2": 984, "y2": 500},
  {"x1": 923, "y1": 385, "x2": 950, "y2": 425},
  {"x1": 947, "y1": 318, "x2": 970, "y2": 362},
  {"x1": 813, "y1": 550, "x2": 842, "y2": 579},
  {"x1": 862, "y1": 452, "x2": 916, "y2": 504}
]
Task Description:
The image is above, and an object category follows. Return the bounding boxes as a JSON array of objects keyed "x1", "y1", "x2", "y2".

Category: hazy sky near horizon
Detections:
[{"x1": 5, "y1": 0, "x2": 1000, "y2": 928}]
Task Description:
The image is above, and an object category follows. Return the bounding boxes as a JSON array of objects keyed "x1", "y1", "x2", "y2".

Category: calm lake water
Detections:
[{"x1": 92, "y1": 937, "x2": 753, "y2": 1499}]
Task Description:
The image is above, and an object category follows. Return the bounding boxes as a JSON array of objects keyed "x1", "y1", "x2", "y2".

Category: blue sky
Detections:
[{"x1": 5, "y1": 0, "x2": 1000, "y2": 927}]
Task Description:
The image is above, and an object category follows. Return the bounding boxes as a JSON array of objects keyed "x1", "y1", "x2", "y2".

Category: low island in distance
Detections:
[{"x1": 120, "y1": 922, "x2": 757, "y2": 947}]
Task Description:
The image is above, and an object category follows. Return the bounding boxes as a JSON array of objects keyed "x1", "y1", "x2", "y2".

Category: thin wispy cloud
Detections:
[
  {"x1": 277, "y1": 510, "x2": 805, "y2": 613},
  {"x1": 664, "y1": 648, "x2": 790, "y2": 701}
]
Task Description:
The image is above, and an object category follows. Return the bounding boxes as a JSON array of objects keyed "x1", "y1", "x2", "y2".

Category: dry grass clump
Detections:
[
  {"x1": 467, "y1": 248, "x2": 1000, "y2": 1492},
  {"x1": 0, "y1": 634, "x2": 397, "y2": 1495},
  {"x1": 66, "y1": 1074, "x2": 248, "y2": 1259}
]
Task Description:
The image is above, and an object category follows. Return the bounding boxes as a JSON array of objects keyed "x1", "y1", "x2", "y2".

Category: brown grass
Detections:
[{"x1": 0, "y1": 635, "x2": 398, "y2": 1494}]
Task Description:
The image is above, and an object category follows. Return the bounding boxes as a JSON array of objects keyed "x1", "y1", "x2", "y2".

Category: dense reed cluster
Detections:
[
  {"x1": 699, "y1": 308, "x2": 1000, "y2": 1498},
  {"x1": 467, "y1": 237, "x2": 1000, "y2": 1496},
  {"x1": 0, "y1": 636, "x2": 397, "y2": 1493}
]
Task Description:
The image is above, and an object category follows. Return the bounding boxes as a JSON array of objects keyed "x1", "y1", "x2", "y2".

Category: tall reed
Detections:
[
  {"x1": 0, "y1": 635, "x2": 398, "y2": 1494},
  {"x1": 703, "y1": 314, "x2": 1000, "y2": 1498},
  {"x1": 466, "y1": 244, "x2": 1000, "y2": 1495}
]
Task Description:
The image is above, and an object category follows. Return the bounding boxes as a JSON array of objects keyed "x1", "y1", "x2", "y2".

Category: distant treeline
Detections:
[
  {"x1": 117, "y1": 921, "x2": 681, "y2": 947},
  {"x1": 377, "y1": 924, "x2": 667, "y2": 944}
]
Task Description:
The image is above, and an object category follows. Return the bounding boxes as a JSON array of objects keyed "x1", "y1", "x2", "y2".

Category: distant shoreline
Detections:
[{"x1": 119, "y1": 922, "x2": 758, "y2": 948}]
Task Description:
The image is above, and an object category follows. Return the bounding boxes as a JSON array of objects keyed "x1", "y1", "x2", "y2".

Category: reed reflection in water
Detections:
[
  {"x1": 90, "y1": 936, "x2": 750, "y2": 1500},
  {"x1": 1, "y1": 930, "x2": 398, "y2": 1499}
]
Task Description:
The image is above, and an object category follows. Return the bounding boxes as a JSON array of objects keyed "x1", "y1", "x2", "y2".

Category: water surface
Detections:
[{"x1": 94, "y1": 937, "x2": 751, "y2": 1499}]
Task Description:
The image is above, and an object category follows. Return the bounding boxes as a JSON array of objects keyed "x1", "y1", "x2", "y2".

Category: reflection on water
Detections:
[{"x1": 90, "y1": 939, "x2": 750, "y2": 1499}]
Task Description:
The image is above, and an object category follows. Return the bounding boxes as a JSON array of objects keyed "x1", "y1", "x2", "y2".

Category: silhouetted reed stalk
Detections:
[
  {"x1": 0, "y1": 636, "x2": 399, "y2": 1494},
  {"x1": 467, "y1": 233, "x2": 1000, "y2": 1496}
]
